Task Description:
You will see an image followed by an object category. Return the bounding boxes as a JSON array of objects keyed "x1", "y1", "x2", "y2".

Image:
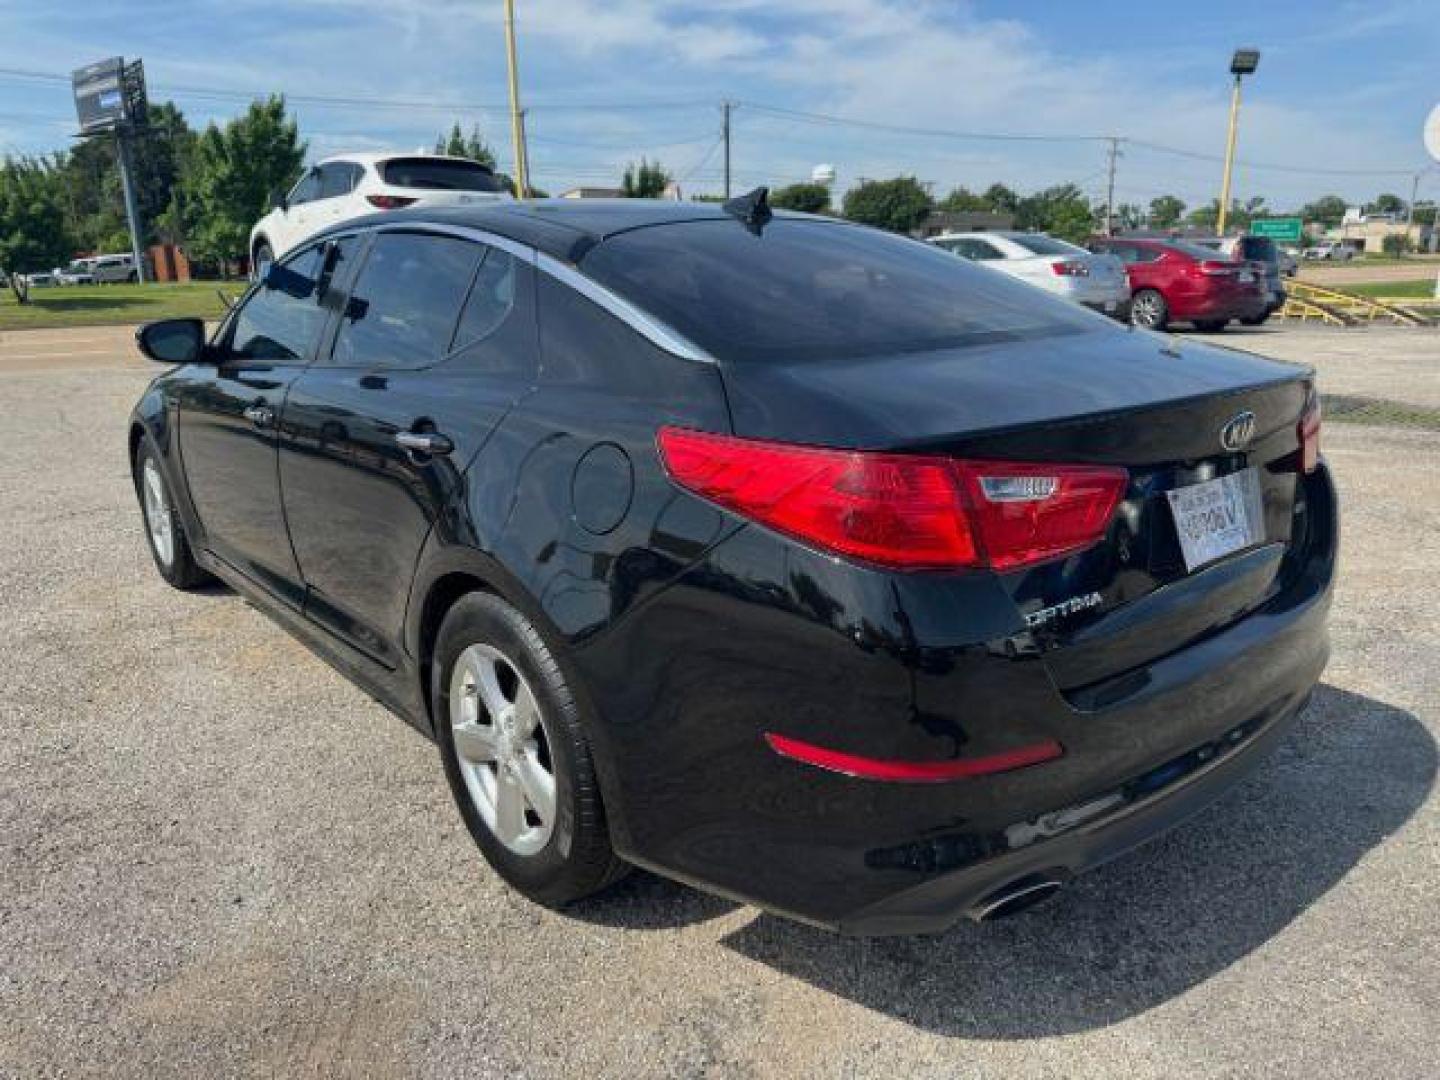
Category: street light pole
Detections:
[
  {"x1": 503, "y1": 0, "x2": 530, "y2": 199},
  {"x1": 1216, "y1": 48, "x2": 1259, "y2": 237}
]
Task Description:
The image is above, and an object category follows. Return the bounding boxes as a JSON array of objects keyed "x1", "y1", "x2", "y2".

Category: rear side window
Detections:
[
  {"x1": 228, "y1": 247, "x2": 326, "y2": 364},
  {"x1": 1165, "y1": 239, "x2": 1229, "y2": 261},
  {"x1": 452, "y1": 250, "x2": 516, "y2": 352},
  {"x1": 1008, "y1": 234, "x2": 1081, "y2": 256},
  {"x1": 318, "y1": 162, "x2": 362, "y2": 199},
  {"x1": 581, "y1": 220, "x2": 1100, "y2": 363},
  {"x1": 380, "y1": 158, "x2": 506, "y2": 192},
  {"x1": 329, "y1": 233, "x2": 482, "y2": 369},
  {"x1": 1238, "y1": 237, "x2": 1278, "y2": 263}
]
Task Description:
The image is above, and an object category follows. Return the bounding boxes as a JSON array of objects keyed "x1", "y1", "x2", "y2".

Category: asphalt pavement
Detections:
[{"x1": 0, "y1": 321, "x2": 1435, "y2": 1078}]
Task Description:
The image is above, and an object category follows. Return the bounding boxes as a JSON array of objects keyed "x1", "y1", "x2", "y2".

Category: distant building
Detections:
[
  {"x1": 911, "y1": 210, "x2": 1016, "y2": 238},
  {"x1": 559, "y1": 186, "x2": 625, "y2": 199}
]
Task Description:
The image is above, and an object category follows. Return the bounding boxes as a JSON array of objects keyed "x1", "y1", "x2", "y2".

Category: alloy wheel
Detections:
[
  {"x1": 141, "y1": 458, "x2": 176, "y2": 568},
  {"x1": 1132, "y1": 292, "x2": 1163, "y2": 328},
  {"x1": 449, "y1": 643, "x2": 557, "y2": 857}
]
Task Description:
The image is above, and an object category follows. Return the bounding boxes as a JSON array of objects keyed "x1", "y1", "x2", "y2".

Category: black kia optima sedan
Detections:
[{"x1": 129, "y1": 196, "x2": 1335, "y2": 933}]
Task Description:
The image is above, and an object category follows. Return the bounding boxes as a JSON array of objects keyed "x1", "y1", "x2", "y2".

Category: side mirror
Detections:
[{"x1": 136, "y1": 318, "x2": 207, "y2": 365}]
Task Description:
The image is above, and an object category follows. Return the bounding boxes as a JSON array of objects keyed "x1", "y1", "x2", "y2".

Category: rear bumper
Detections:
[{"x1": 577, "y1": 465, "x2": 1337, "y2": 934}]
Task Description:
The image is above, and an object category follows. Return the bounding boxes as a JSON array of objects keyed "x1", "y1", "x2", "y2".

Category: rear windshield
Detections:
[
  {"x1": 1237, "y1": 236, "x2": 1278, "y2": 263},
  {"x1": 579, "y1": 219, "x2": 1103, "y2": 363},
  {"x1": 1164, "y1": 239, "x2": 1232, "y2": 261},
  {"x1": 1008, "y1": 233, "x2": 1083, "y2": 256},
  {"x1": 380, "y1": 158, "x2": 506, "y2": 192}
]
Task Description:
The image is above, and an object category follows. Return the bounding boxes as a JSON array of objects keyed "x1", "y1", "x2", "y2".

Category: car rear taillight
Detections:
[
  {"x1": 1051, "y1": 260, "x2": 1090, "y2": 277},
  {"x1": 1299, "y1": 397, "x2": 1321, "y2": 473},
  {"x1": 1196, "y1": 260, "x2": 1237, "y2": 276},
  {"x1": 656, "y1": 427, "x2": 1127, "y2": 572},
  {"x1": 366, "y1": 194, "x2": 418, "y2": 210}
]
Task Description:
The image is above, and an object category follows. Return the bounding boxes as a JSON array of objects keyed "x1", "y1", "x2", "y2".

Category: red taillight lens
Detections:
[
  {"x1": 764, "y1": 732, "x2": 1063, "y2": 782},
  {"x1": 1299, "y1": 397, "x2": 1321, "y2": 473},
  {"x1": 954, "y1": 460, "x2": 1129, "y2": 571},
  {"x1": 1051, "y1": 260, "x2": 1090, "y2": 277},
  {"x1": 366, "y1": 194, "x2": 418, "y2": 210},
  {"x1": 656, "y1": 427, "x2": 977, "y2": 569},
  {"x1": 1197, "y1": 260, "x2": 1236, "y2": 276},
  {"x1": 656, "y1": 427, "x2": 1127, "y2": 572}
]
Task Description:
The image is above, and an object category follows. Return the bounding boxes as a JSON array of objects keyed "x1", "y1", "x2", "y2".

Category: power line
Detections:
[{"x1": 738, "y1": 101, "x2": 1110, "y2": 144}]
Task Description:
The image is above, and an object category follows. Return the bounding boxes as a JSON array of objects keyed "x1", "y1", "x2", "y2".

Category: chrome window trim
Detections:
[{"x1": 360, "y1": 220, "x2": 715, "y2": 364}]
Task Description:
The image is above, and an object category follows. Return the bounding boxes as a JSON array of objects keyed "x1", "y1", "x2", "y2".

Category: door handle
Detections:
[
  {"x1": 243, "y1": 403, "x2": 275, "y2": 428},
  {"x1": 394, "y1": 430, "x2": 454, "y2": 456}
]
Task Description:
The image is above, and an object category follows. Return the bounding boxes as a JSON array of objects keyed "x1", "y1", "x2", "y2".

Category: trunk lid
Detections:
[{"x1": 718, "y1": 325, "x2": 1313, "y2": 689}]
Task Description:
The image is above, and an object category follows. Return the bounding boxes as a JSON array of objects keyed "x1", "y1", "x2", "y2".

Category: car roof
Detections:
[
  {"x1": 316, "y1": 151, "x2": 487, "y2": 167},
  {"x1": 311, "y1": 198, "x2": 825, "y2": 264}
]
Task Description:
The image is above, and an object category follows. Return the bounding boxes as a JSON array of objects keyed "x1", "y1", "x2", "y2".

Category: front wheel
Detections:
[
  {"x1": 134, "y1": 439, "x2": 212, "y2": 590},
  {"x1": 433, "y1": 592, "x2": 628, "y2": 907},
  {"x1": 1130, "y1": 288, "x2": 1169, "y2": 330}
]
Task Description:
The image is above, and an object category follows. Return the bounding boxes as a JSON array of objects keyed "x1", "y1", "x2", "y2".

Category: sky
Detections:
[{"x1": 2, "y1": 0, "x2": 1438, "y2": 213}]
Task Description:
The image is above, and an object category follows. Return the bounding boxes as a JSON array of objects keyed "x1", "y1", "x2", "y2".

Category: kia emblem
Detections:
[{"x1": 1219, "y1": 411, "x2": 1256, "y2": 452}]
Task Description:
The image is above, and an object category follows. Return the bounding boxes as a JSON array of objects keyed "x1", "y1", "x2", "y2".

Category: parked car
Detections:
[
  {"x1": 1087, "y1": 236, "x2": 1269, "y2": 331},
  {"x1": 88, "y1": 253, "x2": 137, "y2": 283},
  {"x1": 1302, "y1": 242, "x2": 1356, "y2": 262},
  {"x1": 22, "y1": 271, "x2": 58, "y2": 288},
  {"x1": 54, "y1": 258, "x2": 97, "y2": 286},
  {"x1": 249, "y1": 152, "x2": 512, "y2": 278},
  {"x1": 130, "y1": 200, "x2": 1334, "y2": 933},
  {"x1": 1191, "y1": 235, "x2": 1287, "y2": 324},
  {"x1": 929, "y1": 231, "x2": 1130, "y2": 318},
  {"x1": 1278, "y1": 247, "x2": 1300, "y2": 277}
]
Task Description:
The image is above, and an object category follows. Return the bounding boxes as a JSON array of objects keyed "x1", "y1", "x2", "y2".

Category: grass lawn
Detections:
[
  {"x1": 0, "y1": 281, "x2": 246, "y2": 331},
  {"x1": 1343, "y1": 279, "x2": 1439, "y2": 300}
]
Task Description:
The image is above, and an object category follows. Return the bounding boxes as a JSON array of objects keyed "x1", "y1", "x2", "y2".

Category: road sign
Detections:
[{"x1": 1251, "y1": 218, "x2": 1303, "y2": 242}]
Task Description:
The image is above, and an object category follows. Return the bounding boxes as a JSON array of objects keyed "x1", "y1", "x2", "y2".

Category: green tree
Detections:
[
  {"x1": 982, "y1": 183, "x2": 1020, "y2": 213},
  {"x1": 1371, "y1": 193, "x2": 1405, "y2": 216},
  {"x1": 433, "y1": 122, "x2": 497, "y2": 170},
  {"x1": 770, "y1": 182, "x2": 830, "y2": 213},
  {"x1": 1148, "y1": 194, "x2": 1186, "y2": 229},
  {"x1": 184, "y1": 96, "x2": 306, "y2": 273},
  {"x1": 842, "y1": 176, "x2": 932, "y2": 233},
  {"x1": 1381, "y1": 232, "x2": 1414, "y2": 258},
  {"x1": 1014, "y1": 184, "x2": 1095, "y2": 242},
  {"x1": 937, "y1": 186, "x2": 990, "y2": 212},
  {"x1": 1114, "y1": 202, "x2": 1144, "y2": 231},
  {"x1": 0, "y1": 157, "x2": 72, "y2": 298},
  {"x1": 621, "y1": 158, "x2": 672, "y2": 198},
  {"x1": 1300, "y1": 195, "x2": 1348, "y2": 229}
]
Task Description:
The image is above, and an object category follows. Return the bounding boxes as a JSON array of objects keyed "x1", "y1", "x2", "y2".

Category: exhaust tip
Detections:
[{"x1": 969, "y1": 873, "x2": 1066, "y2": 922}]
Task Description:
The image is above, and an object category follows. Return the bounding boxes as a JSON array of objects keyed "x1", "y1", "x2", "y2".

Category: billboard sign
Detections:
[
  {"x1": 73, "y1": 57, "x2": 128, "y2": 134},
  {"x1": 1251, "y1": 218, "x2": 1303, "y2": 243}
]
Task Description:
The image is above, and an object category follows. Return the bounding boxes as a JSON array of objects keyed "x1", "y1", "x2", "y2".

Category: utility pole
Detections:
[
  {"x1": 1217, "y1": 49, "x2": 1260, "y2": 237},
  {"x1": 1104, "y1": 137, "x2": 1121, "y2": 235},
  {"x1": 115, "y1": 130, "x2": 146, "y2": 283},
  {"x1": 721, "y1": 101, "x2": 733, "y2": 199},
  {"x1": 503, "y1": 0, "x2": 530, "y2": 198}
]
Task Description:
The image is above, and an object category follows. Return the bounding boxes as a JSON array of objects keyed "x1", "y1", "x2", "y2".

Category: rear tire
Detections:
[
  {"x1": 134, "y1": 439, "x2": 212, "y2": 590},
  {"x1": 1130, "y1": 289, "x2": 1168, "y2": 330},
  {"x1": 433, "y1": 592, "x2": 628, "y2": 907},
  {"x1": 1194, "y1": 319, "x2": 1229, "y2": 332}
]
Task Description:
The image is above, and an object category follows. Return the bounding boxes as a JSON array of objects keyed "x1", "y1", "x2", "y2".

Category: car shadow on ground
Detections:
[
  {"x1": 712, "y1": 684, "x2": 1433, "y2": 1038},
  {"x1": 23, "y1": 296, "x2": 150, "y2": 313}
]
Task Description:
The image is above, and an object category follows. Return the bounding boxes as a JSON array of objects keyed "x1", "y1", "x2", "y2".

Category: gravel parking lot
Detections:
[{"x1": 1, "y1": 322, "x2": 1436, "y2": 1079}]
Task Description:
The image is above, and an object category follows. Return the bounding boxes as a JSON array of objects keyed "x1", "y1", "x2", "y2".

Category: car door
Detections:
[
  {"x1": 278, "y1": 228, "x2": 537, "y2": 666},
  {"x1": 174, "y1": 244, "x2": 332, "y2": 605},
  {"x1": 275, "y1": 168, "x2": 322, "y2": 254},
  {"x1": 308, "y1": 163, "x2": 360, "y2": 234}
]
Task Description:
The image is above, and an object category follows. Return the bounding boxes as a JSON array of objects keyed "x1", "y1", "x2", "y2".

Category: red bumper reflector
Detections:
[{"x1": 764, "y1": 732, "x2": 1063, "y2": 782}]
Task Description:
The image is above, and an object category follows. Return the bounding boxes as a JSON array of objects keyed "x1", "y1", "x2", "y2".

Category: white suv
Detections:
[{"x1": 248, "y1": 153, "x2": 511, "y2": 278}]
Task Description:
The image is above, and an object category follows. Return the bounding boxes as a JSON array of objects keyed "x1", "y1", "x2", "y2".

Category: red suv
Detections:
[{"x1": 1087, "y1": 236, "x2": 1269, "y2": 332}]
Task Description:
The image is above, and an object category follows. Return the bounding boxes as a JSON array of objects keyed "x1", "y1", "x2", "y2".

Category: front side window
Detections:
[
  {"x1": 288, "y1": 169, "x2": 320, "y2": 207},
  {"x1": 318, "y1": 163, "x2": 354, "y2": 200},
  {"x1": 227, "y1": 246, "x2": 327, "y2": 364},
  {"x1": 329, "y1": 232, "x2": 482, "y2": 369},
  {"x1": 581, "y1": 219, "x2": 1101, "y2": 364}
]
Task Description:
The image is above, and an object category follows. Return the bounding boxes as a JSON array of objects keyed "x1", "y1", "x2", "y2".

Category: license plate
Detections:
[
  {"x1": 1239, "y1": 270, "x2": 1255, "y2": 283},
  {"x1": 1166, "y1": 468, "x2": 1265, "y2": 572}
]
